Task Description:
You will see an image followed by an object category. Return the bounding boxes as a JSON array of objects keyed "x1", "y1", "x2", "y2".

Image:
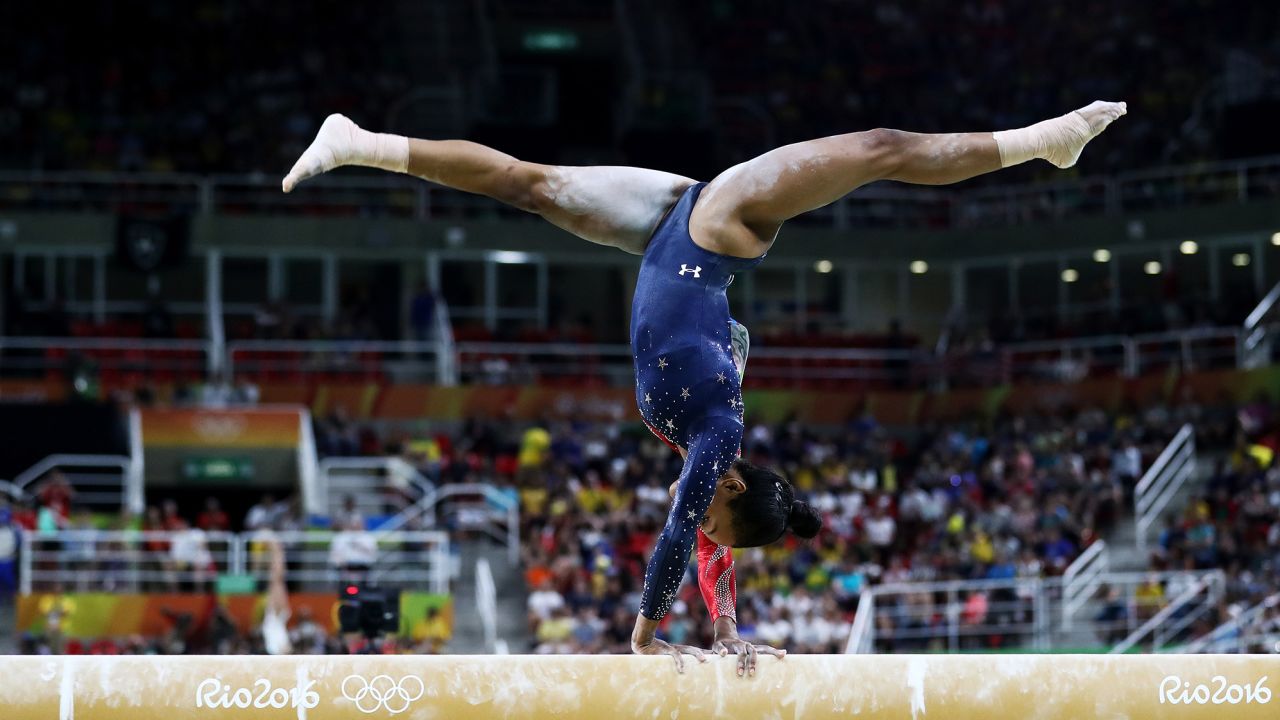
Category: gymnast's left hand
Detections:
[
  {"x1": 711, "y1": 637, "x2": 786, "y2": 678},
  {"x1": 632, "y1": 615, "x2": 707, "y2": 673}
]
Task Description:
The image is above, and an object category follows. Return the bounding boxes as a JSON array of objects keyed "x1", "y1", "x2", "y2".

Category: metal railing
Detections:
[
  {"x1": 475, "y1": 557, "x2": 508, "y2": 654},
  {"x1": 318, "y1": 456, "x2": 434, "y2": 526},
  {"x1": 1061, "y1": 540, "x2": 1109, "y2": 630},
  {"x1": 239, "y1": 530, "x2": 451, "y2": 594},
  {"x1": 13, "y1": 455, "x2": 137, "y2": 512},
  {"x1": 0, "y1": 336, "x2": 212, "y2": 381},
  {"x1": 1135, "y1": 424, "x2": 1197, "y2": 556},
  {"x1": 1110, "y1": 571, "x2": 1226, "y2": 654},
  {"x1": 0, "y1": 323, "x2": 1268, "y2": 392},
  {"x1": 226, "y1": 339, "x2": 451, "y2": 385},
  {"x1": 1242, "y1": 281, "x2": 1280, "y2": 369},
  {"x1": 844, "y1": 570, "x2": 1226, "y2": 654},
  {"x1": 21, "y1": 530, "x2": 239, "y2": 594},
  {"x1": 19, "y1": 529, "x2": 451, "y2": 595},
  {"x1": 386, "y1": 483, "x2": 520, "y2": 565},
  {"x1": 1181, "y1": 593, "x2": 1280, "y2": 654},
  {"x1": 5, "y1": 153, "x2": 1280, "y2": 227}
]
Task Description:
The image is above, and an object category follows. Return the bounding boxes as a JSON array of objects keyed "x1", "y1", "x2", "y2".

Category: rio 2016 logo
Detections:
[
  {"x1": 1159, "y1": 675, "x2": 1272, "y2": 705},
  {"x1": 341, "y1": 674, "x2": 425, "y2": 715},
  {"x1": 195, "y1": 678, "x2": 320, "y2": 710}
]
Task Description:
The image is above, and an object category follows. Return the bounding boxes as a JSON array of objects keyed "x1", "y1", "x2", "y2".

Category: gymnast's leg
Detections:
[
  {"x1": 282, "y1": 114, "x2": 694, "y2": 254},
  {"x1": 690, "y1": 101, "x2": 1127, "y2": 258}
]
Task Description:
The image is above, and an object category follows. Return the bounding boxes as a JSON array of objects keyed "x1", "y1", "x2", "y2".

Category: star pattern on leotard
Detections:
[
  {"x1": 657, "y1": 357, "x2": 668, "y2": 369},
  {"x1": 680, "y1": 387, "x2": 691, "y2": 400},
  {"x1": 665, "y1": 418, "x2": 676, "y2": 432},
  {"x1": 716, "y1": 372, "x2": 727, "y2": 384},
  {"x1": 644, "y1": 393, "x2": 651, "y2": 404},
  {"x1": 687, "y1": 509, "x2": 698, "y2": 521}
]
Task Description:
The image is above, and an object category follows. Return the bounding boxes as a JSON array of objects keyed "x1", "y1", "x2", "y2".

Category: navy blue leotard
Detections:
[{"x1": 631, "y1": 182, "x2": 764, "y2": 621}]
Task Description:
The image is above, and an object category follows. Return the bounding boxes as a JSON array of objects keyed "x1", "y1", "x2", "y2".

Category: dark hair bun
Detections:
[{"x1": 787, "y1": 499, "x2": 822, "y2": 539}]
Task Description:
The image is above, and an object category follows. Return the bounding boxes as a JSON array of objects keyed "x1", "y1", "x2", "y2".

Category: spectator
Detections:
[
  {"x1": 328, "y1": 519, "x2": 377, "y2": 583},
  {"x1": 196, "y1": 498, "x2": 230, "y2": 532}
]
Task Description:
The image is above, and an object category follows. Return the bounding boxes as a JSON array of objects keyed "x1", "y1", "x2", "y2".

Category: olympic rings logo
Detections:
[{"x1": 340, "y1": 674, "x2": 425, "y2": 715}]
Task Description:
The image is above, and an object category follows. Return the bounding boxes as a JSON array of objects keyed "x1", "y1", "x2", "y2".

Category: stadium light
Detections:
[
  {"x1": 909, "y1": 260, "x2": 928, "y2": 274},
  {"x1": 1272, "y1": 232, "x2": 1280, "y2": 246},
  {"x1": 1179, "y1": 240, "x2": 1198, "y2": 255},
  {"x1": 814, "y1": 259, "x2": 834, "y2": 274},
  {"x1": 489, "y1": 250, "x2": 533, "y2": 264},
  {"x1": 1233, "y1": 253, "x2": 1251, "y2": 267},
  {"x1": 1092, "y1": 249, "x2": 1111, "y2": 263},
  {"x1": 1061, "y1": 268, "x2": 1079, "y2": 283},
  {"x1": 1143, "y1": 261, "x2": 1162, "y2": 275}
]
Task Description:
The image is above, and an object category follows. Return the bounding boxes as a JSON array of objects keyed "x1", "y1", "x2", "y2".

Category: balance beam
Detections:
[{"x1": 0, "y1": 654, "x2": 1275, "y2": 719}]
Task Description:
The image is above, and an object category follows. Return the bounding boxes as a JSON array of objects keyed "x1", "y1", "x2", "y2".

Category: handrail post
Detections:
[{"x1": 19, "y1": 530, "x2": 32, "y2": 595}]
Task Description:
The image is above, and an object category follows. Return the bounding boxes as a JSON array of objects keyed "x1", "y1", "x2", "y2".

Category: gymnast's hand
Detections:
[
  {"x1": 631, "y1": 615, "x2": 707, "y2": 673},
  {"x1": 710, "y1": 616, "x2": 787, "y2": 679}
]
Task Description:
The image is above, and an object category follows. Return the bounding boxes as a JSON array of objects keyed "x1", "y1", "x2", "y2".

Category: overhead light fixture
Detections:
[
  {"x1": 489, "y1": 250, "x2": 533, "y2": 264},
  {"x1": 1272, "y1": 232, "x2": 1280, "y2": 246},
  {"x1": 1061, "y1": 268, "x2": 1079, "y2": 283},
  {"x1": 814, "y1": 259, "x2": 834, "y2": 274},
  {"x1": 1179, "y1": 240, "x2": 1198, "y2": 255},
  {"x1": 1233, "y1": 253, "x2": 1251, "y2": 267},
  {"x1": 1144, "y1": 261, "x2": 1162, "y2": 275},
  {"x1": 909, "y1": 260, "x2": 928, "y2": 275},
  {"x1": 1093, "y1": 249, "x2": 1111, "y2": 263}
]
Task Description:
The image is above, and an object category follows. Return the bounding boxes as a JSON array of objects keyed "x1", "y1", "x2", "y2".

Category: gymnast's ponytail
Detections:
[
  {"x1": 727, "y1": 460, "x2": 824, "y2": 547},
  {"x1": 787, "y1": 499, "x2": 822, "y2": 539}
]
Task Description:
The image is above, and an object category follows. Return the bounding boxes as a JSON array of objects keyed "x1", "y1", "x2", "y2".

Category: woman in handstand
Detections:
[{"x1": 283, "y1": 99, "x2": 1126, "y2": 672}]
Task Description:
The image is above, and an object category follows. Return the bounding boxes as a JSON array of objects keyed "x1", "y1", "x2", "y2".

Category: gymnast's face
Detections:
[{"x1": 668, "y1": 468, "x2": 746, "y2": 547}]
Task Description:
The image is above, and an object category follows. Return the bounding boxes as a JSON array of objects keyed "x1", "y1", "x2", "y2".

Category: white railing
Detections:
[
  {"x1": 1109, "y1": 571, "x2": 1226, "y2": 654},
  {"x1": 1181, "y1": 593, "x2": 1280, "y2": 654},
  {"x1": 239, "y1": 530, "x2": 451, "y2": 594},
  {"x1": 21, "y1": 530, "x2": 239, "y2": 594},
  {"x1": 843, "y1": 570, "x2": 1224, "y2": 654},
  {"x1": 14, "y1": 455, "x2": 136, "y2": 512},
  {"x1": 5, "y1": 154, "x2": 1280, "y2": 227},
  {"x1": 1135, "y1": 424, "x2": 1197, "y2": 556},
  {"x1": 18, "y1": 529, "x2": 452, "y2": 595},
  {"x1": 475, "y1": 557, "x2": 508, "y2": 654},
  {"x1": 0, "y1": 336, "x2": 213, "y2": 381},
  {"x1": 844, "y1": 589, "x2": 877, "y2": 654},
  {"x1": 0, "y1": 322, "x2": 1269, "y2": 393},
  {"x1": 317, "y1": 456, "x2": 434, "y2": 526},
  {"x1": 1242, "y1": 281, "x2": 1280, "y2": 369},
  {"x1": 226, "y1": 339, "x2": 451, "y2": 385},
  {"x1": 1061, "y1": 540, "x2": 1109, "y2": 630},
  {"x1": 404, "y1": 483, "x2": 520, "y2": 566}
]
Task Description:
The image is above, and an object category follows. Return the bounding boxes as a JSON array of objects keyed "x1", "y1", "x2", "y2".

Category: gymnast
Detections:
[{"x1": 282, "y1": 99, "x2": 1126, "y2": 673}]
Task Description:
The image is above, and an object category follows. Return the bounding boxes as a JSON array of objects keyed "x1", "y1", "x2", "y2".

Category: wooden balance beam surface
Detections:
[{"x1": 0, "y1": 654, "x2": 1276, "y2": 719}]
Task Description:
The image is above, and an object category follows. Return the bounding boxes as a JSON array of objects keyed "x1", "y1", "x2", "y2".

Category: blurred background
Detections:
[{"x1": 0, "y1": 0, "x2": 1278, "y2": 657}]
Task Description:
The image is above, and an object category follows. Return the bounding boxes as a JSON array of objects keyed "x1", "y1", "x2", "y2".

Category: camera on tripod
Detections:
[{"x1": 337, "y1": 584, "x2": 400, "y2": 640}]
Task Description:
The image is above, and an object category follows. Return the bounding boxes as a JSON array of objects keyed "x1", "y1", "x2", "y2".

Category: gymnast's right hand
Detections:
[{"x1": 631, "y1": 615, "x2": 707, "y2": 673}]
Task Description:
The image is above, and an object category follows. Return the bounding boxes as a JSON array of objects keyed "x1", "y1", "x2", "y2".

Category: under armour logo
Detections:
[{"x1": 678, "y1": 264, "x2": 702, "y2": 278}]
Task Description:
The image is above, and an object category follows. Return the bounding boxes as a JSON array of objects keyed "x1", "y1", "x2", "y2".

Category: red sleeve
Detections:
[{"x1": 696, "y1": 528, "x2": 737, "y2": 623}]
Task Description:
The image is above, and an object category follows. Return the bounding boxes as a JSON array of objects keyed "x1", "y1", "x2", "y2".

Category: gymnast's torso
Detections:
[{"x1": 630, "y1": 182, "x2": 762, "y2": 450}]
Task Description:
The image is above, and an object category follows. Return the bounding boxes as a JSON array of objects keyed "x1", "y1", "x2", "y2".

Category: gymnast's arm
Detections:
[
  {"x1": 631, "y1": 417, "x2": 741, "y2": 671},
  {"x1": 696, "y1": 528, "x2": 787, "y2": 676}
]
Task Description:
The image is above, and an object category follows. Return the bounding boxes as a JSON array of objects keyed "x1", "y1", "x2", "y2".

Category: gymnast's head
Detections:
[{"x1": 671, "y1": 460, "x2": 822, "y2": 547}]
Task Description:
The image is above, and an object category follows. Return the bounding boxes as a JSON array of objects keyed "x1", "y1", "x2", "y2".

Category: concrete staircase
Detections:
[
  {"x1": 1107, "y1": 453, "x2": 1218, "y2": 572},
  {"x1": 1053, "y1": 452, "x2": 1219, "y2": 648},
  {"x1": 446, "y1": 540, "x2": 530, "y2": 654}
]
